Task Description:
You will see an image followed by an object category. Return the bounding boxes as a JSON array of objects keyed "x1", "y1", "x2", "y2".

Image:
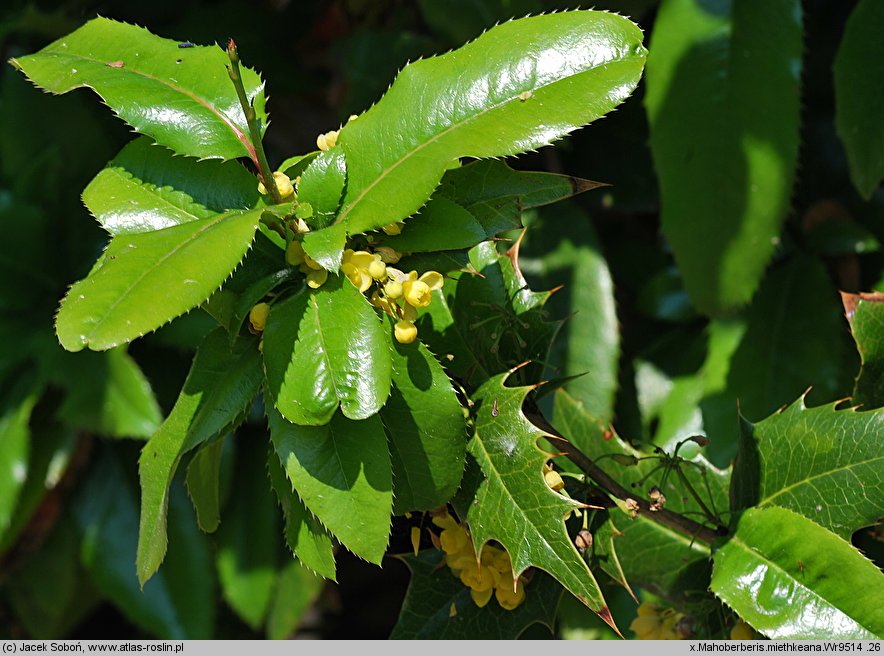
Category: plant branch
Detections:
[
  {"x1": 525, "y1": 407, "x2": 726, "y2": 545},
  {"x1": 226, "y1": 39, "x2": 281, "y2": 204}
]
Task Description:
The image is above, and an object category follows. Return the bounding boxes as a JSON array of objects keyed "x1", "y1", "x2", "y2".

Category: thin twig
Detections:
[
  {"x1": 226, "y1": 38, "x2": 281, "y2": 204},
  {"x1": 525, "y1": 407, "x2": 726, "y2": 544}
]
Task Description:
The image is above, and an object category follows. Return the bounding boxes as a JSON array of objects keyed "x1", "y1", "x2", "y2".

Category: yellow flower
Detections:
[
  {"x1": 440, "y1": 526, "x2": 469, "y2": 555},
  {"x1": 306, "y1": 269, "x2": 328, "y2": 289},
  {"x1": 495, "y1": 579, "x2": 526, "y2": 611},
  {"x1": 381, "y1": 222, "x2": 404, "y2": 235},
  {"x1": 368, "y1": 259, "x2": 387, "y2": 280},
  {"x1": 369, "y1": 291, "x2": 395, "y2": 315},
  {"x1": 257, "y1": 171, "x2": 295, "y2": 198},
  {"x1": 630, "y1": 602, "x2": 687, "y2": 640},
  {"x1": 402, "y1": 270, "x2": 443, "y2": 308},
  {"x1": 470, "y1": 587, "x2": 493, "y2": 608},
  {"x1": 431, "y1": 509, "x2": 459, "y2": 531},
  {"x1": 459, "y1": 561, "x2": 497, "y2": 593},
  {"x1": 286, "y1": 241, "x2": 306, "y2": 266},
  {"x1": 630, "y1": 615, "x2": 662, "y2": 640},
  {"x1": 394, "y1": 320, "x2": 418, "y2": 344},
  {"x1": 384, "y1": 280, "x2": 403, "y2": 300},
  {"x1": 342, "y1": 262, "x2": 372, "y2": 292},
  {"x1": 730, "y1": 621, "x2": 754, "y2": 640},
  {"x1": 316, "y1": 130, "x2": 339, "y2": 152},
  {"x1": 248, "y1": 303, "x2": 270, "y2": 333}
]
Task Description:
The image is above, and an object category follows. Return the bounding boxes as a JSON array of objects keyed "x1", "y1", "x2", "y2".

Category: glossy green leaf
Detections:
[
  {"x1": 83, "y1": 137, "x2": 259, "y2": 235},
  {"x1": 382, "y1": 197, "x2": 486, "y2": 253},
  {"x1": 301, "y1": 223, "x2": 348, "y2": 272},
  {"x1": 381, "y1": 330, "x2": 465, "y2": 514},
  {"x1": 395, "y1": 250, "x2": 471, "y2": 276},
  {"x1": 463, "y1": 373, "x2": 610, "y2": 621},
  {"x1": 56, "y1": 208, "x2": 264, "y2": 352},
  {"x1": 334, "y1": 11, "x2": 646, "y2": 237},
  {"x1": 268, "y1": 407, "x2": 392, "y2": 565},
  {"x1": 216, "y1": 436, "x2": 278, "y2": 630},
  {"x1": 589, "y1": 516, "x2": 634, "y2": 599},
  {"x1": 436, "y1": 159, "x2": 605, "y2": 237},
  {"x1": 263, "y1": 275, "x2": 392, "y2": 425},
  {"x1": 843, "y1": 292, "x2": 884, "y2": 409},
  {"x1": 75, "y1": 447, "x2": 215, "y2": 639},
  {"x1": 55, "y1": 348, "x2": 162, "y2": 439},
  {"x1": 267, "y1": 448, "x2": 336, "y2": 580},
  {"x1": 416, "y1": 287, "x2": 489, "y2": 388},
  {"x1": 390, "y1": 550, "x2": 561, "y2": 639},
  {"x1": 201, "y1": 232, "x2": 288, "y2": 335},
  {"x1": 453, "y1": 241, "x2": 562, "y2": 385},
  {"x1": 185, "y1": 436, "x2": 225, "y2": 533},
  {"x1": 834, "y1": 0, "x2": 884, "y2": 199},
  {"x1": 0, "y1": 378, "x2": 40, "y2": 542},
  {"x1": 519, "y1": 202, "x2": 619, "y2": 421},
  {"x1": 298, "y1": 148, "x2": 346, "y2": 229},
  {"x1": 731, "y1": 397, "x2": 884, "y2": 539},
  {"x1": 711, "y1": 506, "x2": 884, "y2": 639},
  {"x1": 11, "y1": 17, "x2": 266, "y2": 160},
  {"x1": 727, "y1": 256, "x2": 849, "y2": 424},
  {"x1": 646, "y1": 0, "x2": 802, "y2": 314},
  {"x1": 554, "y1": 389, "x2": 731, "y2": 607},
  {"x1": 266, "y1": 561, "x2": 325, "y2": 640},
  {"x1": 138, "y1": 330, "x2": 263, "y2": 585}
]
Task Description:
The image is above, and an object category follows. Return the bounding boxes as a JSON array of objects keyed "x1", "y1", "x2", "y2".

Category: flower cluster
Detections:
[
  {"x1": 339, "y1": 248, "x2": 443, "y2": 344},
  {"x1": 432, "y1": 509, "x2": 528, "y2": 611},
  {"x1": 630, "y1": 601, "x2": 691, "y2": 640},
  {"x1": 285, "y1": 240, "x2": 328, "y2": 289}
]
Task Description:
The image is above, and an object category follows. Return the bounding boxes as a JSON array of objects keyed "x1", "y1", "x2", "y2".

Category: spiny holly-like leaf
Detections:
[
  {"x1": 83, "y1": 137, "x2": 259, "y2": 235},
  {"x1": 462, "y1": 372, "x2": 611, "y2": 624},
  {"x1": 390, "y1": 549, "x2": 562, "y2": 639},
  {"x1": 711, "y1": 506, "x2": 884, "y2": 640},
  {"x1": 731, "y1": 397, "x2": 884, "y2": 539},
  {"x1": 553, "y1": 389, "x2": 731, "y2": 607},
  {"x1": 11, "y1": 17, "x2": 266, "y2": 161},
  {"x1": 842, "y1": 291, "x2": 884, "y2": 409},
  {"x1": 263, "y1": 275, "x2": 392, "y2": 425},
  {"x1": 834, "y1": 0, "x2": 884, "y2": 199},
  {"x1": 268, "y1": 406, "x2": 392, "y2": 565},
  {"x1": 137, "y1": 330, "x2": 262, "y2": 585},
  {"x1": 333, "y1": 11, "x2": 646, "y2": 238},
  {"x1": 56, "y1": 207, "x2": 265, "y2": 352},
  {"x1": 645, "y1": 0, "x2": 802, "y2": 315},
  {"x1": 267, "y1": 448, "x2": 336, "y2": 581},
  {"x1": 380, "y1": 329, "x2": 466, "y2": 514},
  {"x1": 436, "y1": 159, "x2": 606, "y2": 236},
  {"x1": 453, "y1": 241, "x2": 563, "y2": 384}
]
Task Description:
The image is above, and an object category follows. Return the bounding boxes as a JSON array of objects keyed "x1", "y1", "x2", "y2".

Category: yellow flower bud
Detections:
[
  {"x1": 248, "y1": 302, "x2": 270, "y2": 333},
  {"x1": 630, "y1": 615, "x2": 661, "y2": 640},
  {"x1": 440, "y1": 526, "x2": 469, "y2": 555},
  {"x1": 384, "y1": 280, "x2": 403, "y2": 299},
  {"x1": 544, "y1": 468, "x2": 565, "y2": 492},
  {"x1": 316, "y1": 130, "x2": 339, "y2": 152},
  {"x1": 637, "y1": 602, "x2": 660, "y2": 617},
  {"x1": 460, "y1": 563, "x2": 495, "y2": 593},
  {"x1": 394, "y1": 320, "x2": 418, "y2": 344},
  {"x1": 303, "y1": 254, "x2": 323, "y2": 271},
  {"x1": 286, "y1": 241, "x2": 306, "y2": 266},
  {"x1": 381, "y1": 222, "x2": 403, "y2": 235},
  {"x1": 273, "y1": 171, "x2": 294, "y2": 198},
  {"x1": 306, "y1": 269, "x2": 328, "y2": 289},
  {"x1": 368, "y1": 258, "x2": 386, "y2": 280}
]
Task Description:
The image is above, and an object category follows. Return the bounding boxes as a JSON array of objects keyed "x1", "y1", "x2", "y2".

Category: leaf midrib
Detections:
[
  {"x1": 35, "y1": 50, "x2": 255, "y2": 160},
  {"x1": 337, "y1": 52, "x2": 644, "y2": 227},
  {"x1": 759, "y1": 454, "x2": 884, "y2": 508},
  {"x1": 105, "y1": 167, "x2": 212, "y2": 226},
  {"x1": 83, "y1": 210, "x2": 254, "y2": 343}
]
